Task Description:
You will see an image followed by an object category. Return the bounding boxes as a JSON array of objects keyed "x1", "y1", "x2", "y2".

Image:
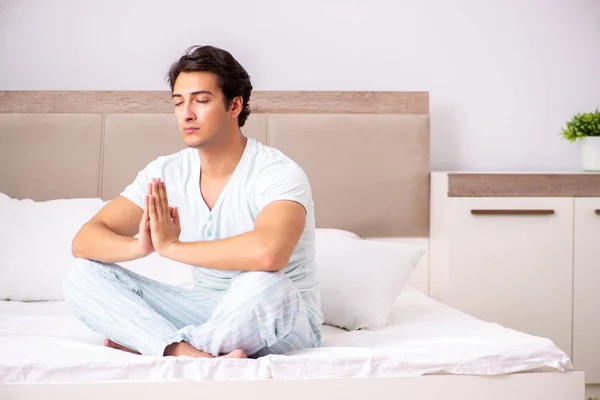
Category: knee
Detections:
[
  {"x1": 64, "y1": 258, "x2": 99, "y2": 281},
  {"x1": 62, "y1": 258, "x2": 108, "y2": 299}
]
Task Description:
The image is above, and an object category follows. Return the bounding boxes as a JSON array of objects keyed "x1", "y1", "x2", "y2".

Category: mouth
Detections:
[{"x1": 183, "y1": 127, "x2": 199, "y2": 135}]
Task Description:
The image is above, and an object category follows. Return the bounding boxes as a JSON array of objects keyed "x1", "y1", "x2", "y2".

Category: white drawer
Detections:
[
  {"x1": 573, "y1": 197, "x2": 600, "y2": 383},
  {"x1": 439, "y1": 196, "x2": 574, "y2": 356}
]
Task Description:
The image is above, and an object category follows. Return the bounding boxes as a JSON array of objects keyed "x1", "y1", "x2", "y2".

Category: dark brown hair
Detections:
[{"x1": 167, "y1": 45, "x2": 253, "y2": 127}]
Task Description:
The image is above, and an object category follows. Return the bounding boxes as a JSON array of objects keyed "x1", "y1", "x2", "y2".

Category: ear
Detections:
[{"x1": 230, "y1": 96, "x2": 243, "y2": 119}]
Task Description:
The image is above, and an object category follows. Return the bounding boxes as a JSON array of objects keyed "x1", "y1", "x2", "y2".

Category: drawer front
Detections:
[
  {"x1": 442, "y1": 197, "x2": 574, "y2": 356},
  {"x1": 573, "y1": 197, "x2": 600, "y2": 383}
]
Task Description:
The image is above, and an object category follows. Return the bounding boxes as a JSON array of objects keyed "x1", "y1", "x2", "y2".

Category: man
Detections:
[{"x1": 63, "y1": 45, "x2": 322, "y2": 359}]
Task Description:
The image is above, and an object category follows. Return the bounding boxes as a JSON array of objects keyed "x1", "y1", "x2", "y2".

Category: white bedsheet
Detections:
[{"x1": 0, "y1": 286, "x2": 573, "y2": 383}]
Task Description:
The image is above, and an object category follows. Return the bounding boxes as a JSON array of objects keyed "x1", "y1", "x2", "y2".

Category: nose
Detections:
[{"x1": 183, "y1": 103, "x2": 196, "y2": 122}]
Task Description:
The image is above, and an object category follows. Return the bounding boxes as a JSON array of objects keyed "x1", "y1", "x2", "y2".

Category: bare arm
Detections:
[
  {"x1": 71, "y1": 195, "x2": 148, "y2": 264},
  {"x1": 159, "y1": 200, "x2": 305, "y2": 272}
]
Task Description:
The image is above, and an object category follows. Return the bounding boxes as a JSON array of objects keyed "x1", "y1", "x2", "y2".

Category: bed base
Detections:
[{"x1": 1, "y1": 371, "x2": 584, "y2": 400}]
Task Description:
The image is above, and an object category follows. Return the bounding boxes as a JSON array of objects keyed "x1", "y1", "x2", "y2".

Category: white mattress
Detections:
[{"x1": 0, "y1": 286, "x2": 573, "y2": 384}]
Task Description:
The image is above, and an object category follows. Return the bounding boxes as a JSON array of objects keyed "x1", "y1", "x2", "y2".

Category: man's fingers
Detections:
[
  {"x1": 150, "y1": 178, "x2": 177, "y2": 224},
  {"x1": 160, "y1": 182, "x2": 169, "y2": 213},
  {"x1": 143, "y1": 195, "x2": 150, "y2": 220},
  {"x1": 173, "y1": 207, "x2": 180, "y2": 228},
  {"x1": 146, "y1": 181, "x2": 153, "y2": 212},
  {"x1": 149, "y1": 194, "x2": 157, "y2": 220},
  {"x1": 153, "y1": 181, "x2": 163, "y2": 216}
]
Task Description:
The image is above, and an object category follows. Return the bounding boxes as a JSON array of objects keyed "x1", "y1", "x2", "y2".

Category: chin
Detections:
[
  {"x1": 182, "y1": 134, "x2": 205, "y2": 149},
  {"x1": 183, "y1": 132, "x2": 224, "y2": 149}
]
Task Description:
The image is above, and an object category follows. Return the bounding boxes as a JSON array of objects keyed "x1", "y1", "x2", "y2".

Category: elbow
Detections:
[
  {"x1": 71, "y1": 232, "x2": 83, "y2": 259},
  {"x1": 256, "y1": 242, "x2": 286, "y2": 272},
  {"x1": 71, "y1": 223, "x2": 90, "y2": 259},
  {"x1": 260, "y1": 253, "x2": 284, "y2": 272}
]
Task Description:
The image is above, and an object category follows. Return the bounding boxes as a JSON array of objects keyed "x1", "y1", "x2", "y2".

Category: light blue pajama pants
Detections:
[{"x1": 62, "y1": 258, "x2": 321, "y2": 357}]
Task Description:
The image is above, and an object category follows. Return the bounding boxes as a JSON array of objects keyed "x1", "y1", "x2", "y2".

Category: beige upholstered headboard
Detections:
[{"x1": 0, "y1": 91, "x2": 430, "y2": 238}]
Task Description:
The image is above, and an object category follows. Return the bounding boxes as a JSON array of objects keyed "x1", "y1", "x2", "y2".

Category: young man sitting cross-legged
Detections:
[{"x1": 63, "y1": 45, "x2": 322, "y2": 359}]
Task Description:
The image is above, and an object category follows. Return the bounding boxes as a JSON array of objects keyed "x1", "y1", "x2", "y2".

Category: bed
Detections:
[
  {"x1": 0, "y1": 283, "x2": 573, "y2": 383},
  {"x1": 0, "y1": 90, "x2": 584, "y2": 399}
]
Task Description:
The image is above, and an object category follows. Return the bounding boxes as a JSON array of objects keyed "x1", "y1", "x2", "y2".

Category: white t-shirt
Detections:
[{"x1": 120, "y1": 137, "x2": 322, "y2": 325}]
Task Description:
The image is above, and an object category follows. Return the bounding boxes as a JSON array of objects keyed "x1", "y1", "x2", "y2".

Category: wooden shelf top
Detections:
[{"x1": 447, "y1": 173, "x2": 600, "y2": 197}]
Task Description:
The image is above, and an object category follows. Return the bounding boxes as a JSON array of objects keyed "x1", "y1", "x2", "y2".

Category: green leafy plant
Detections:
[{"x1": 559, "y1": 108, "x2": 600, "y2": 142}]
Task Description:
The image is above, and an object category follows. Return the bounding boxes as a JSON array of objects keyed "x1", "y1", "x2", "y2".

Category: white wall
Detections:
[{"x1": 1, "y1": 0, "x2": 598, "y2": 171}]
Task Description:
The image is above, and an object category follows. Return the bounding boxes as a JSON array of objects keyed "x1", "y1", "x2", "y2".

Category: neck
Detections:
[{"x1": 197, "y1": 133, "x2": 247, "y2": 179}]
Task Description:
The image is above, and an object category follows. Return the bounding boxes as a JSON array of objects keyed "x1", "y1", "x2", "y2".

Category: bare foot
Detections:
[
  {"x1": 104, "y1": 338, "x2": 141, "y2": 355},
  {"x1": 164, "y1": 342, "x2": 247, "y2": 359},
  {"x1": 105, "y1": 339, "x2": 247, "y2": 359},
  {"x1": 164, "y1": 341, "x2": 214, "y2": 358},
  {"x1": 219, "y1": 349, "x2": 247, "y2": 359}
]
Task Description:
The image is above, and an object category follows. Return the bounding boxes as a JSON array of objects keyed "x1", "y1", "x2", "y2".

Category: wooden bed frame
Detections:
[{"x1": 0, "y1": 90, "x2": 585, "y2": 399}]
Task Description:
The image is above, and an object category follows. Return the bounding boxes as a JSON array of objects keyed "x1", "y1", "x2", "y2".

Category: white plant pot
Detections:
[{"x1": 581, "y1": 137, "x2": 600, "y2": 171}]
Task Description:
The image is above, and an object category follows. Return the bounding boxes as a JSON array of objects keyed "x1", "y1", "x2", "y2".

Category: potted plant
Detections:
[{"x1": 560, "y1": 108, "x2": 600, "y2": 171}]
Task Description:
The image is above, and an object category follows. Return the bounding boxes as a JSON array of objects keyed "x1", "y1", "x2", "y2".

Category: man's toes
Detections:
[
  {"x1": 221, "y1": 349, "x2": 247, "y2": 359},
  {"x1": 105, "y1": 339, "x2": 121, "y2": 349},
  {"x1": 104, "y1": 339, "x2": 141, "y2": 355}
]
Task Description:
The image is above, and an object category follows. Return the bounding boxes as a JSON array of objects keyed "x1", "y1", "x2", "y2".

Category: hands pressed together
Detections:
[{"x1": 135, "y1": 177, "x2": 181, "y2": 258}]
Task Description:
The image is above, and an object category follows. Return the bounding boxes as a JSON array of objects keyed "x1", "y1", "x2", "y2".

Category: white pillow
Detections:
[
  {"x1": 0, "y1": 193, "x2": 106, "y2": 301},
  {"x1": 315, "y1": 229, "x2": 425, "y2": 331},
  {"x1": 0, "y1": 193, "x2": 193, "y2": 301},
  {"x1": 314, "y1": 228, "x2": 360, "y2": 239}
]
